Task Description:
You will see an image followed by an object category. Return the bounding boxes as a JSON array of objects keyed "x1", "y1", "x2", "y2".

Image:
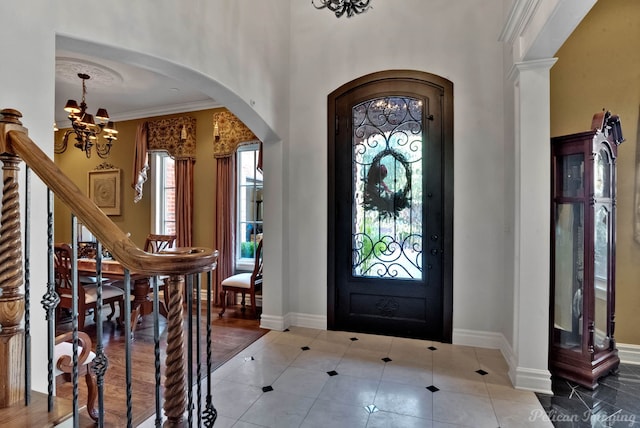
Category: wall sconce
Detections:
[
  {"x1": 180, "y1": 124, "x2": 187, "y2": 142},
  {"x1": 213, "y1": 120, "x2": 220, "y2": 142}
]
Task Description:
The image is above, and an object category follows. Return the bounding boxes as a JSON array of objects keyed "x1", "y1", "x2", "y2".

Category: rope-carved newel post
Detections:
[
  {"x1": 163, "y1": 275, "x2": 187, "y2": 428},
  {"x1": 0, "y1": 109, "x2": 26, "y2": 408}
]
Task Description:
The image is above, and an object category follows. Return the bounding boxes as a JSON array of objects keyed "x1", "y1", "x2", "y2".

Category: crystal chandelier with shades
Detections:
[
  {"x1": 312, "y1": 0, "x2": 371, "y2": 18},
  {"x1": 55, "y1": 73, "x2": 118, "y2": 159}
]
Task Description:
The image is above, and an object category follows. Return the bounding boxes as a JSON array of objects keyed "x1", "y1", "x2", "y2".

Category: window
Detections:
[
  {"x1": 236, "y1": 145, "x2": 263, "y2": 268},
  {"x1": 151, "y1": 152, "x2": 176, "y2": 235}
]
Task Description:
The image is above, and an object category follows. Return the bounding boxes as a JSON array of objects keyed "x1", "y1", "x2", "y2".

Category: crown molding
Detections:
[
  {"x1": 110, "y1": 99, "x2": 222, "y2": 122},
  {"x1": 499, "y1": 0, "x2": 541, "y2": 44}
]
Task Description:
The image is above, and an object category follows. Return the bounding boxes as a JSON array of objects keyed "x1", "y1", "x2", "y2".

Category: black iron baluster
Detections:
[
  {"x1": 43, "y1": 188, "x2": 59, "y2": 413},
  {"x1": 23, "y1": 165, "x2": 31, "y2": 405},
  {"x1": 94, "y1": 241, "x2": 107, "y2": 427},
  {"x1": 70, "y1": 215, "x2": 80, "y2": 428},
  {"x1": 124, "y1": 268, "x2": 133, "y2": 427},
  {"x1": 203, "y1": 270, "x2": 217, "y2": 427}
]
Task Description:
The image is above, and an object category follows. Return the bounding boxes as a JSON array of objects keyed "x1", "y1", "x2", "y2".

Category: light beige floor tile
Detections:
[
  {"x1": 163, "y1": 327, "x2": 556, "y2": 428},
  {"x1": 272, "y1": 366, "x2": 329, "y2": 398},
  {"x1": 224, "y1": 359, "x2": 288, "y2": 387},
  {"x1": 373, "y1": 380, "x2": 434, "y2": 419},
  {"x1": 433, "y1": 391, "x2": 499, "y2": 427},
  {"x1": 491, "y1": 398, "x2": 554, "y2": 427},
  {"x1": 347, "y1": 332, "x2": 394, "y2": 353},
  {"x1": 308, "y1": 337, "x2": 349, "y2": 355},
  {"x1": 240, "y1": 389, "x2": 315, "y2": 428},
  {"x1": 291, "y1": 348, "x2": 343, "y2": 372},
  {"x1": 252, "y1": 342, "x2": 302, "y2": 366},
  {"x1": 231, "y1": 420, "x2": 266, "y2": 428},
  {"x1": 300, "y1": 398, "x2": 370, "y2": 428},
  {"x1": 317, "y1": 373, "x2": 379, "y2": 406},
  {"x1": 285, "y1": 326, "x2": 322, "y2": 338},
  {"x1": 486, "y1": 383, "x2": 541, "y2": 405},
  {"x1": 211, "y1": 380, "x2": 264, "y2": 419},
  {"x1": 432, "y1": 366, "x2": 489, "y2": 396},
  {"x1": 337, "y1": 349, "x2": 387, "y2": 380},
  {"x1": 366, "y1": 410, "x2": 432, "y2": 428},
  {"x1": 272, "y1": 330, "x2": 316, "y2": 347},
  {"x1": 381, "y1": 359, "x2": 433, "y2": 387}
]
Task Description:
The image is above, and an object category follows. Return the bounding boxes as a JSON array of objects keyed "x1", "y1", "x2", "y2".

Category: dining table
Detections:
[{"x1": 76, "y1": 258, "x2": 162, "y2": 327}]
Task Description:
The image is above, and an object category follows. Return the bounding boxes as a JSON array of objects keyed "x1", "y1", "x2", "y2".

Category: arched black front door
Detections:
[{"x1": 327, "y1": 70, "x2": 453, "y2": 341}]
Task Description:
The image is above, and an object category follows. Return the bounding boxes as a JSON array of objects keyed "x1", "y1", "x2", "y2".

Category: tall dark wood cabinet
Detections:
[{"x1": 549, "y1": 111, "x2": 624, "y2": 389}]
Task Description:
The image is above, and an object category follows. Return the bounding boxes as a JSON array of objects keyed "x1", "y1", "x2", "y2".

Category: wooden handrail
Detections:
[{"x1": 0, "y1": 109, "x2": 218, "y2": 275}]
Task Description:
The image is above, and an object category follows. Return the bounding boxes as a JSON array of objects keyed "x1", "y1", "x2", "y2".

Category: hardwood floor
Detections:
[{"x1": 55, "y1": 304, "x2": 267, "y2": 427}]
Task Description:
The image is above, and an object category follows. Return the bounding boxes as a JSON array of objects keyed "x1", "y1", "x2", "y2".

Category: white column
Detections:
[{"x1": 509, "y1": 58, "x2": 557, "y2": 393}]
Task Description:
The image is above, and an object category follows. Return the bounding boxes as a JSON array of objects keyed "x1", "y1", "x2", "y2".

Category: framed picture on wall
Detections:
[{"x1": 88, "y1": 168, "x2": 121, "y2": 216}]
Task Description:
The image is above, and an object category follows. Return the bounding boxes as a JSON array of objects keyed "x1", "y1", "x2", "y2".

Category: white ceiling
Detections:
[{"x1": 55, "y1": 50, "x2": 220, "y2": 126}]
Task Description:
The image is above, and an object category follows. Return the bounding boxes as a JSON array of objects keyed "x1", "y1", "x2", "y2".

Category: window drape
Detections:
[
  {"x1": 213, "y1": 155, "x2": 235, "y2": 305},
  {"x1": 132, "y1": 117, "x2": 196, "y2": 247},
  {"x1": 132, "y1": 122, "x2": 149, "y2": 203},
  {"x1": 176, "y1": 159, "x2": 195, "y2": 247}
]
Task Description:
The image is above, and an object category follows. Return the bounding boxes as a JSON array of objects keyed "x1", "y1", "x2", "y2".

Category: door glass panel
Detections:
[
  {"x1": 594, "y1": 205, "x2": 610, "y2": 349},
  {"x1": 553, "y1": 202, "x2": 584, "y2": 350},
  {"x1": 559, "y1": 154, "x2": 584, "y2": 198},
  {"x1": 352, "y1": 96, "x2": 423, "y2": 279},
  {"x1": 594, "y1": 148, "x2": 610, "y2": 198}
]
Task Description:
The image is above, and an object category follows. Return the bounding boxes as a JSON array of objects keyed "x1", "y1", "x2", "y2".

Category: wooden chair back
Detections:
[
  {"x1": 144, "y1": 234, "x2": 177, "y2": 253},
  {"x1": 53, "y1": 243, "x2": 74, "y2": 291}
]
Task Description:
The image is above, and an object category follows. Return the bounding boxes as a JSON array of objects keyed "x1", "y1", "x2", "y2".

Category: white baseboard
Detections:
[
  {"x1": 509, "y1": 366, "x2": 553, "y2": 395},
  {"x1": 618, "y1": 343, "x2": 640, "y2": 365},
  {"x1": 259, "y1": 312, "x2": 327, "y2": 332},
  {"x1": 259, "y1": 313, "x2": 286, "y2": 331},
  {"x1": 285, "y1": 312, "x2": 327, "y2": 330},
  {"x1": 453, "y1": 328, "x2": 552, "y2": 394}
]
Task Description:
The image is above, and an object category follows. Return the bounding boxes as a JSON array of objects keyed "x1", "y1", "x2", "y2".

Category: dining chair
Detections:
[
  {"x1": 219, "y1": 239, "x2": 263, "y2": 318},
  {"x1": 54, "y1": 243, "x2": 125, "y2": 330},
  {"x1": 54, "y1": 330, "x2": 99, "y2": 421},
  {"x1": 144, "y1": 233, "x2": 176, "y2": 319},
  {"x1": 143, "y1": 233, "x2": 176, "y2": 253}
]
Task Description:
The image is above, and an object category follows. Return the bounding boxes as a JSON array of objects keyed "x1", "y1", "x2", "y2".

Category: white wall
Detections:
[
  {"x1": 287, "y1": 0, "x2": 509, "y2": 334},
  {"x1": 0, "y1": 0, "x2": 56, "y2": 394}
]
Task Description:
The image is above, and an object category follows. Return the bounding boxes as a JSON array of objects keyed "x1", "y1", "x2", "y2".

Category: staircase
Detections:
[{"x1": 0, "y1": 109, "x2": 219, "y2": 427}]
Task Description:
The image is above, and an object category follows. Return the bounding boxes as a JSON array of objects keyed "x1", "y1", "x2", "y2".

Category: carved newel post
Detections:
[
  {"x1": 163, "y1": 274, "x2": 187, "y2": 427},
  {"x1": 0, "y1": 109, "x2": 26, "y2": 408}
]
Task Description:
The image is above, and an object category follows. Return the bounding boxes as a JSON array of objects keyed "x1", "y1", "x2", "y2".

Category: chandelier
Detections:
[
  {"x1": 312, "y1": 0, "x2": 371, "y2": 18},
  {"x1": 55, "y1": 73, "x2": 118, "y2": 159}
]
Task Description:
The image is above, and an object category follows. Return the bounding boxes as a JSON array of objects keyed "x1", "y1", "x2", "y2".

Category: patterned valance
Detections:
[
  {"x1": 213, "y1": 111, "x2": 260, "y2": 158},
  {"x1": 147, "y1": 116, "x2": 197, "y2": 159}
]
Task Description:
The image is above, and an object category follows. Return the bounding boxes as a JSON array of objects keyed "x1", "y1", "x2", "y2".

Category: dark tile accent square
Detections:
[
  {"x1": 262, "y1": 386, "x2": 273, "y2": 392},
  {"x1": 428, "y1": 346, "x2": 437, "y2": 351},
  {"x1": 350, "y1": 337, "x2": 359, "y2": 341},
  {"x1": 301, "y1": 346, "x2": 310, "y2": 351},
  {"x1": 476, "y1": 369, "x2": 489, "y2": 376},
  {"x1": 426, "y1": 385, "x2": 440, "y2": 392},
  {"x1": 283, "y1": 328, "x2": 290, "y2": 332},
  {"x1": 327, "y1": 370, "x2": 338, "y2": 376},
  {"x1": 381, "y1": 357, "x2": 392, "y2": 363}
]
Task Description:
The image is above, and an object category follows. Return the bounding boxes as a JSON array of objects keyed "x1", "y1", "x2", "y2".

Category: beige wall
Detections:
[
  {"x1": 54, "y1": 107, "x2": 224, "y2": 252},
  {"x1": 550, "y1": 0, "x2": 640, "y2": 344}
]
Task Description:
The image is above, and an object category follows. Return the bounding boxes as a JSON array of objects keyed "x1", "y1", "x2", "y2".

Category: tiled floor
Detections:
[
  {"x1": 536, "y1": 363, "x2": 640, "y2": 427},
  {"x1": 141, "y1": 326, "x2": 554, "y2": 427}
]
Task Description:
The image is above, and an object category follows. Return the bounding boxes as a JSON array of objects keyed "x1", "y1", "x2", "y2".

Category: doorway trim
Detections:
[{"x1": 326, "y1": 69, "x2": 454, "y2": 342}]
